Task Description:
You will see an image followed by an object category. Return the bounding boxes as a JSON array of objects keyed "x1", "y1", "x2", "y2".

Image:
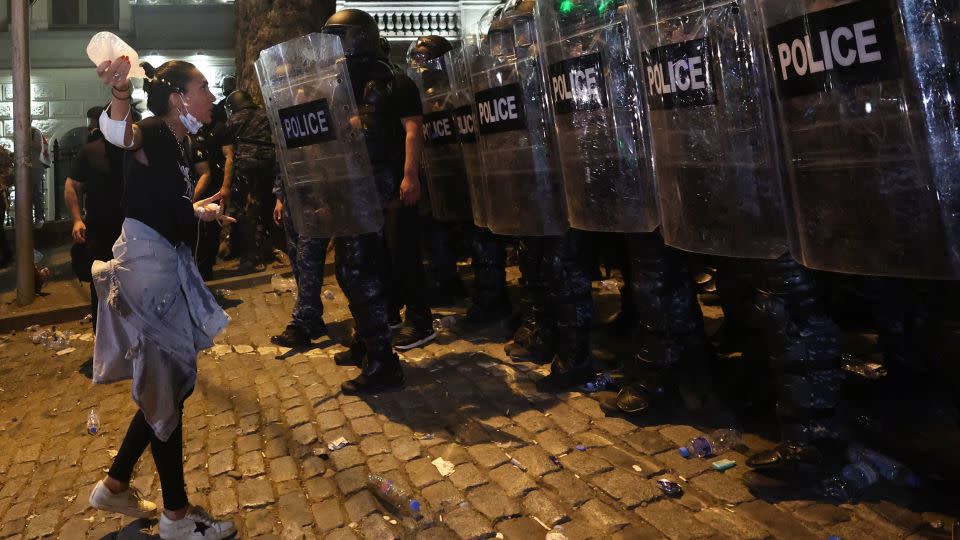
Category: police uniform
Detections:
[
  {"x1": 271, "y1": 169, "x2": 331, "y2": 346},
  {"x1": 223, "y1": 103, "x2": 278, "y2": 268},
  {"x1": 320, "y1": 9, "x2": 424, "y2": 393}
]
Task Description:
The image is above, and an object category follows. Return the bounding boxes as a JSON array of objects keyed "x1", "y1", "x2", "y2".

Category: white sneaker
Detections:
[
  {"x1": 159, "y1": 506, "x2": 236, "y2": 539},
  {"x1": 88, "y1": 480, "x2": 158, "y2": 518}
]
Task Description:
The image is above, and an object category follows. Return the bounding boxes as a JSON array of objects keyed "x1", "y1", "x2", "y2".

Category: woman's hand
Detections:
[
  {"x1": 96, "y1": 56, "x2": 132, "y2": 92},
  {"x1": 193, "y1": 192, "x2": 236, "y2": 225}
]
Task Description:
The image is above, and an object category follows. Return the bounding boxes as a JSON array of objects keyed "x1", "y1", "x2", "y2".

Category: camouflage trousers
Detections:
[
  {"x1": 230, "y1": 168, "x2": 277, "y2": 266},
  {"x1": 281, "y1": 208, "x2": 330, "y2": 331}
]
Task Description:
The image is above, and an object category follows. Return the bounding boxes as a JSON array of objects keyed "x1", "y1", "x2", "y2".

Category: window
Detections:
[{"x1": 50, "y1": 0, "x2": 118, "y2": 28}]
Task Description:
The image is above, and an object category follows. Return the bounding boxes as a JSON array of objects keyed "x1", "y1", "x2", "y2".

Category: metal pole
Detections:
[{"x1": 11, "y1": 0, "x2": 34, "y2": 305}]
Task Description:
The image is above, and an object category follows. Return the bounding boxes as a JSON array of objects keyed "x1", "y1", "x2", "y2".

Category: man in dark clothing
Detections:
[
  {"x1": 222, "y1": 91, "x2": 277, "y2": 270},
  {"x1": 190, "y1": 115, "x2": 230, "y2": 280},
  {"x1": 270, "y1": 168, "x2": 331, "y2": 347},
  {"x1": 318, "y1": 9, "x2": 425, "y2": 394},
  {"x1": 64, "y1": 129, "x2": 127, "y2": 329}
]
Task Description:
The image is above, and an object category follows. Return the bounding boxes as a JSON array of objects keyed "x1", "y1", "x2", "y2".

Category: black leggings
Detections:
[{"x1": 107, "y1": 409, "x2": 187, "y2": 511}]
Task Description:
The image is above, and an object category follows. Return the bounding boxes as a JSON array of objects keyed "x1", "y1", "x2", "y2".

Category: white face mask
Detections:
[
  {"x1": 178, "y1": 94, "x2": 203, "y2": 134},
  {"x1": 99, "y1": 108, "x2": 134, "y2": 149}
]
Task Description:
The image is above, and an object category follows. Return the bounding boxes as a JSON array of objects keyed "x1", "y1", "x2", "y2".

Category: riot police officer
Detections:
[
  {"x1": 223, "y1": 90, "x2": 279, "y2": 269},
  {"x1": 406, "y1": 36, "x2": 513, "y2": 334},
  {"x1": 632, "y1": 0, "x2": 846, "y2": 469},
  {"x1": 744, "y1": 0, "x2": 960, "y2": 468},
  {"x1": 270, "y1": 167, "x2": 331, "y2": 347},
  {"x1": 320, "y1": 9, "x2": 425, "y2": 392},
  {"x1": 467, "y1": 0, "x2": 595, "y2": 385}
]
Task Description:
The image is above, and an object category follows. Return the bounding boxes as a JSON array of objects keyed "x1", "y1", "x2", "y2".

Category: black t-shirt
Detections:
[
  {"x1": 348, "y1": 58, "x2": 423, "y2": 183},
  {"x1": 70, "y1": 135, "x2": 125, "y2": 233},
  {"x1": 122, "y1": 117, "x2": 197, "y2": 247}
]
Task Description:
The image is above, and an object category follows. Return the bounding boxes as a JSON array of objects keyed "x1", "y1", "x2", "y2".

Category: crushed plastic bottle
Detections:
[
  {"x1": 367, "y1": 473, "x2": 426, "y2": 520},
  {"x1": 544, "y1": 525, "x2": 568, "y2": 540},
  {"x1": 87, "y1": 409, "x2": 100, "y2": 435},
  {"x1": 656, "y1": 478, "x2": 683, "y2": 497},
  {"x1": 322, "y1": 290, "x2": 335, "y2": 301},
  {"x1": 579, "y1": 371, "x2": 621, "y2": 393},
  {"x1": 30, "y1": 328, "x2": 50, "y2": 345},
  {"x1": 846, "y1": 444, "x2": 920, "y2": 488},
  {"x1": 432, "y1": 316, "x2": 456, "y2": 333},
  {"x1": 271, "y1": 274, "x2": 297, "y2": 294},
  {"x1": 822, "y1": 462, "x2": 879, "y2": 500},
  {"x1": 27, "y1": 325, "x2": 73, "y2": 350},
  {"x1": 678, "y1": 429, "x2": 741, "y2": 458}
]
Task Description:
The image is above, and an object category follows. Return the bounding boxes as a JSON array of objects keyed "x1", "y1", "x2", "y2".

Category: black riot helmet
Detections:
[
  {"x1": 225, "y1": 90, "x2": 257, "y2": 117},
  {"x1": 502, "y1": 0, "x2": 537, "y2": 48},
  {"x1": 487, "y1": 7, "x2": 516, "y2": 58},
  {"x1": 406, "y1": 36, "x2": 453, "y2": 93},
  {"x1": 220, "y1": 75, "x2": 237, "y2": 97},
  {"x1": 406, "y1": 35, "x2": 453, "y2": 66},
  {"x1": 322, "y1": 9, "x2": 384, "y2": 59}
]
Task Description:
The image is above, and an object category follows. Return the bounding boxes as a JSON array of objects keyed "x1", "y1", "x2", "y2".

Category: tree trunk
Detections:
[{"x1": 234, "y1": 0, "x2": 337, "y2": 102}]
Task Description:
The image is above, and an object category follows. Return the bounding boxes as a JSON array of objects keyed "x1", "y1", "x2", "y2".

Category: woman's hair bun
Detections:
[{"x1": 141, "y1": 61, "x2": 156, "y2": 79}]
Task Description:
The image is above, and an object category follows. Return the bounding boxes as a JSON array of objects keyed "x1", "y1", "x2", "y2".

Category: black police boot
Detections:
[
  {"x1": 341, "y1": 351, "x2": 405, "y2": 395},
  {"x1": 455, "y1": 300, "x2": 513, "y2": 334},
  {"x1": 536, "y1": 354, "x2": 595, "y2": 392},
  {"x1": 334, "y1": 337, "x2": 365, "y2": 367},
  {"x1": 536, "y1": 326, "x2": 593, "y2": 392},
  {"x1": 613, "y1": 354, "x2": 668, "y2": 415},
  {"x1": 505, "y1": 327, "x2": 554, "y2": 364},
  {"x1": 271, "y1": 322, "x2": 328, "y2": 348},
  {"x1": 271, "y1": 325, "x2": 308, "y2": 347}
]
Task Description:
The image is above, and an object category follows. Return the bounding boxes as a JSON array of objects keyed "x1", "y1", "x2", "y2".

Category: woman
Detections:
[{"x1": 85, "y1": 55, "x2": 236, "y2": 539}]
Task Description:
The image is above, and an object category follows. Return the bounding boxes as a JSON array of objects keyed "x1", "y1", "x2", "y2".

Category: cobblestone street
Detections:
[{"x1": 0, "y1": 264, "x2": 957, "y2": 539}]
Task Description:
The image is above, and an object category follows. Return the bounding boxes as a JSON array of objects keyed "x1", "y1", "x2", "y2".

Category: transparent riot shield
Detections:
[
  {"x1": 255, "y1": 33, "x2": 382, "y2": 238},
  {"x1": 759, "y1": 0, "x2": 960, "y2": 278},
  {"x1": 635, "y1": 0, "x2": 788, "y2": 259},
  {"x1": 408, "y1": 50, "x2": 474, "y2": 223},
  {"x1": 472, "y1": 0, "x2": 568, "y2": 237},
  {"x1": 453, "y1": 38, "x2": 487, "y2": 228},
  {"x1": 536, "y1": 0, "x2": 658, "y2": 233}
]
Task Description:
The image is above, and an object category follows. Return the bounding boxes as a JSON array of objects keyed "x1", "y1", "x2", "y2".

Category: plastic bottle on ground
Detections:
[
  {"x1": 823, "y1": 461, "x2": 880, "y2": 500},
  {"x1": 432, "y1": 316, "x2": 456, "y2": 333},
  {"x1": 87, "y1": 409, "x2": 100, "y2": 435},
  {"x1": 271, "y1": 274, "x2": 296, "y2": 293},
  {"x1": 367, "y1": 473, "x2": 425, "y2": 520},
  {"x1": 846, "y1": 444, "x2": 920, "y2": 488},
  {"x1": 678, "y1": 429, "x2": 741, "y2": 458},
  {"x1": 545, "y1": 525, "x2": 568, "y2": 540}
]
